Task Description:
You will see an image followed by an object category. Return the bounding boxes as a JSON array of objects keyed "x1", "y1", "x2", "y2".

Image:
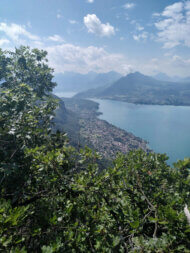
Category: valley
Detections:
[
  {"x1": 54, "y1": 97, "x2": 150, "y2": 162},
  {"x1": 53, "y1": 71, "x2": 190, "y2": 165}
]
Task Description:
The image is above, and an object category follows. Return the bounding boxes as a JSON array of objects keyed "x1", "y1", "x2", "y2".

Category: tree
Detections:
[
  {"x1": 0, "y1": 46, "x2": 56, "y2": 97},
  {"x1": 0, "y1": 46, "x2": 190, "y2": 252}
]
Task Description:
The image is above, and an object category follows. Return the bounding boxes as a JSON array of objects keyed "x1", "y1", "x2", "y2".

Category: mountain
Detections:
[
  {"x1": 53, "y1": 71, "x2": 121, "y2": 92},
  {"x1": 154, "y1": 73, "x2": 176, "y2": 82},
  {"x1": 154, "y1": 72, "x2": 190, "y2": 83},
  {"x1": 75, "y1": 72, "x2": 190, "y2": 106}
]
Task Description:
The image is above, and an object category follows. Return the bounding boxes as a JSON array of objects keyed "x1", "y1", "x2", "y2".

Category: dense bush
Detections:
[{"x1": 0, "y1": 47, "x2": 190, "y2": 252}]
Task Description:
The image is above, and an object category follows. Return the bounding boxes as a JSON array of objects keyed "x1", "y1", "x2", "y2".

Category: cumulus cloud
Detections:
[
  {"x1": 0, "y1": 22, "x2": 40, "y2": 44},
  {"x1": 0, "y1": 21, "x2": 130, "y2": 75},
  {"x1": 46, "y1": 43, "x2": 132, "y2": 74},
  {"x1": 0, "y1": 38, "x2": 10, "y2": 47},
  {"x1": 84, "y1": 14, "x2": 115, "y2": 37},
  {"x1": 0, "y1": 22, "x2": 55, "y2": 49},
  {"x1": 0, "y1": 22, "x2": 41, "y2": 49},
  {"x1": 123, "y1": 3, "x2": 135, "y2": 9},
  {"x1": 162, "y1": 2, "x2": 183, "y2": 17},
  {"x1": 136, "y1": 54, "x2": 190, "y2": 77},
  {"x1": 154, "y1": 1, "x2": 190, "y2": 48},
  {"x1": 87, "y1": 0, "x2": 94, "y2": 3}
]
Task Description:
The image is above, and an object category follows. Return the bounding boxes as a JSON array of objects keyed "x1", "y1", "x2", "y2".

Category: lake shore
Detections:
[
  {"x1": 59, "y1": 97, "x2": 150, "y2": 161},
  {"x1": 92, "y1": 98, "x2": 190, "y2": 165}
]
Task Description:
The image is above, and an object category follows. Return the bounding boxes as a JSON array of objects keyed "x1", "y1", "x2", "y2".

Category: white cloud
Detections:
[
  {"x1": 48, "y1": 34, "x2": 65, "y2": 43},
  {"x1": 152, "y1": 12, "x2": 161, "y2": 17},
  {"x1": 0, "y1": 22, "x2": 130, "y2": 75},
  {"x1": 0, "y1": 22, "x2": 46, "y2": 52},
  {"x1": 123, "y1": 3, "x2": 135, "y2": 9},
  {"x1": 171, "y1": 54, "x2": 190, "y2": 67},
  {"x1": 0, "y1": 38, "x2": 10, "y2": 46},
  {"x1": 133, "y1": 32, "x2": 148, "y2": 41},
  {"x1": 130, "y1": 20, "x2": 145, "y2": 34},
  {"x1": 154, "y1": 1, "x2": 190, "y2": 48},
  {"x1": 84, "y1": 14, "x2": 115, "y2": 37},
  {"x1": 69, "y1": 20, "x2": 77, "y2": 24},
  {"x1": 1, "y1": 20, "x2": 189, "y2": 77},
  {"x1": 46, "y1": 43, "x2": 132, "y2": 75},
  {"x1": 162, "y1": 2, "x2": 183, "y2": 17},
  {"x1": 87, "y1": 0, "x2": 94, "y2": 3},
  {"x1": 136, "y1": 54, "x2": 190, "y2": 77},
  {"x1": 0, "y1": 22, "x2": 40, "y2": 44},
  {"x1": 136, "y1": 25, "x2": 144, "y2": 31}
]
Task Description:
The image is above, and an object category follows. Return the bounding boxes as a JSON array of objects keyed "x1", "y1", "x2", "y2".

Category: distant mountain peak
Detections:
[
  {"x1": 123, "y1": 72, "x2": 153, "y2": 82},
  {"x1": 126, "y1": 71, "x2": 147, "y2": 77},
  {"x1": 154, "y1": 72, "x2": 172, "y2": 82},
  {"x1": 133, "y1": 71, "x2": 143, "y2": 75},
  {"x1": 53, "y1": 71, "x2": 121, "y2": 92},
  {"x1": 154, "y1": 72, "x2": 188, "y2": 82}
]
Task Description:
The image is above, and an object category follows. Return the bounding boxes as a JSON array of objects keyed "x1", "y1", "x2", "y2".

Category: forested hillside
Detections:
[
  {"x1": 75, "y1": 72, "x2": 190, "y2": 106},
  {"x1": 0, "y1": 47, "x2": 190, "y2": 252}
]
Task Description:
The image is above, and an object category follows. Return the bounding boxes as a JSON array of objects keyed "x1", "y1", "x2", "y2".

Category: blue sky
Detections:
[{"x1": 0, "y1": 0, "x2": 190, "y2": 76}]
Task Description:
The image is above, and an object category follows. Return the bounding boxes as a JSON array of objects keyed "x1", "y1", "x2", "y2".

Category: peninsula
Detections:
[{"x1": 54, "y1": 97, "x2": 150, "y2": 161}]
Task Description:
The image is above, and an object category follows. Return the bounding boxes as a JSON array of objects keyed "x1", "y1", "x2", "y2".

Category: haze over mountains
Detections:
[
  {"x1": 53, "y1": 70, "x2": 190, "y2": 106},
  {"x1": 154, "y1": 73, "x2": 190, "y2": 83},
  {"x1": 75, "y1": 72, "x2": 190, "y2": 106},
  {"x1": 53, "y1": 71, "x2": 121, "y2": 92}
]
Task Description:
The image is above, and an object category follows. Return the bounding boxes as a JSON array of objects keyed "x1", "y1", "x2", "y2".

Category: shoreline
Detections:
[
  {"x1": 61, "y1": 97, "x2": 151, "y2": 161},
  {"x1": 91, "y1": 96, "x2": 190, "y2": 108}
]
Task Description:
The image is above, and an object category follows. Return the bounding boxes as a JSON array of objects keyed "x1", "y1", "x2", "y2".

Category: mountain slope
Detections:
[
  {"x1": 75, "y1": 72, "x2": 190, "y2": 106},
  {"x1": 154, "y1": 72, "x2": 190, "y2": 83},
  {"x1": 53, "y1": 71, "x2": 121, "y2": 92}
]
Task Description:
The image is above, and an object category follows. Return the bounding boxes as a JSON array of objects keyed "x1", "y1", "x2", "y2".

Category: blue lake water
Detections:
[{"x1": 92, "y1": 99, "x2": 190, "y2": 165}]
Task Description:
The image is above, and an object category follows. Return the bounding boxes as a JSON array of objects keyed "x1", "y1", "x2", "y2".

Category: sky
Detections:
[{"x1": 0, "y1": 0, "x2": 190, "y2": 77}]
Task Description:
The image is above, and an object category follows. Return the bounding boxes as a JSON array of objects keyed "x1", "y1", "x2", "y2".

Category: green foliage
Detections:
[
  {"x1": 0, "y1": 46, "x2": 190, "y2": 252},
  {"x1": 0, "y1": 82, "x2": 59, "y2": 204},
  {"x1": 0, "y1": 199, "x2": 28, "y2": 252},
  {"x1": 0, "y1": 46, "x2": 56, "y2": 97}
]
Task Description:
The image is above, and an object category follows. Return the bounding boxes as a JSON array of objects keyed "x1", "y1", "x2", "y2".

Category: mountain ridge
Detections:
[
  {"x1": 154, "y1": 72, "x2": 190, "y2": 83},
  {"x1": 75, "y1": 72, "x2": 190, "y2": 106},
  {"x1": 53, "y1": 71, "x2": 122, "y2": 92}
]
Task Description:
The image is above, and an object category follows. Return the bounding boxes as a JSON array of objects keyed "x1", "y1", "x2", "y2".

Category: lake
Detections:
[{"x1": 92, "y1": 99, "x2": 190, "y2": 165}]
